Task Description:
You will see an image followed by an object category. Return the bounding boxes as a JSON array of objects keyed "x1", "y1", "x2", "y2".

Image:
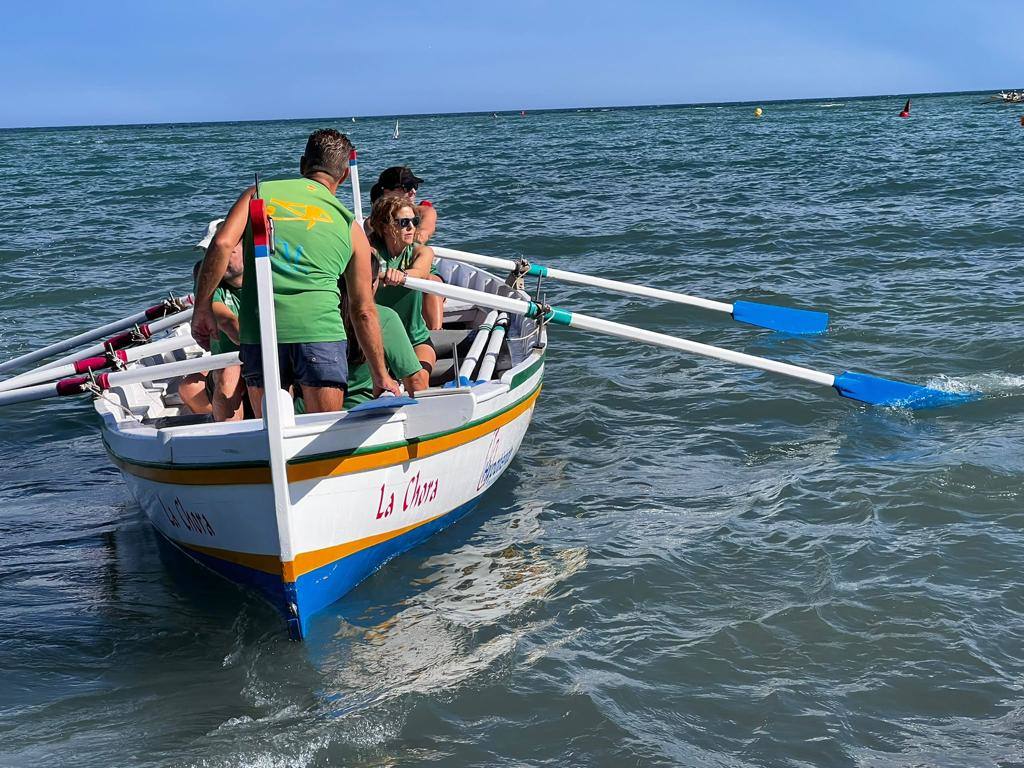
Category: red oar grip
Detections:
[
  {"x1": 56, "y1": 377, "x2": 89, "y2": 396},
  {"x1": 73, "y1": 355, "x2": 109, "y2": 374},
  {"x1": 103, "y1": 325, "x2": 151, "y2": 353}
]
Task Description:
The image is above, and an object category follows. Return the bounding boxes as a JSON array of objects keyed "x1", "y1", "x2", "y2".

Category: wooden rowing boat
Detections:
[{"x1": 94, "y1": 257, "x2": 544, "y2": 638}]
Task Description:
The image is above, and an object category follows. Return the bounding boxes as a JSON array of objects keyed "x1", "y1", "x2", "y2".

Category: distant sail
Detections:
[
  {"x1": 392, "y1": 120, "x2": 400, "y2": 139},
  {"x1": 899, "y1": 98, "x2": 911, "y2": 118}
]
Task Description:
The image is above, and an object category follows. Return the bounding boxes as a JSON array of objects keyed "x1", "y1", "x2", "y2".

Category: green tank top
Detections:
[
  {"x1": 210, "y1": 284, "x2": 240, "y2": 355},
  {"x1": 373, "y1": 239, "x2": 431, "y2": 347},
  {"x1": 239, "y1": 178, "x2": 354, "y2": 344}
]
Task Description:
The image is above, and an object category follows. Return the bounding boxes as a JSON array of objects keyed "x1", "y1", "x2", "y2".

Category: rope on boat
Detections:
[
  {"x1": 504, "y1": 257, "x2": 532, "y2": 291},
  {"x1": 86, "y1": 378, "x2": 145, "y2": 423}
]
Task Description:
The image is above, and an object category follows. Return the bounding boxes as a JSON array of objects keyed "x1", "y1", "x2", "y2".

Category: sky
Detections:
[{"x1": 1, "y1": 0, "x2": 1021, "y2": 128}]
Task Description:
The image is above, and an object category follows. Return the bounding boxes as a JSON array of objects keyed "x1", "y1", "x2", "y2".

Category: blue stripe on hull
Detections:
[
  {"x1": 292, "y1": 496, "x2": 482, "y2": 637},
  {"x1": 167, "y1": 537, "x2": 291, "y2": 617},
  {"x1": 165, "y1": 494, "x2": 484, "y2": 639}
]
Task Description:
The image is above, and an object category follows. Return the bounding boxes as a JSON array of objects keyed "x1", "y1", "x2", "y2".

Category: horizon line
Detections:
[{"x1": 0, "y1": 87, "x2": 1011, "y2": 132}]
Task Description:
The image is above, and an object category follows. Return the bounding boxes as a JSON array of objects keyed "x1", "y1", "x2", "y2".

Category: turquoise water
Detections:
[{"x1": 1, "y1": 92, "x2": 1023, "y2": 766}]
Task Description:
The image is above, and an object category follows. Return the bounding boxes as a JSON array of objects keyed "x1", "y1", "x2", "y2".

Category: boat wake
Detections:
[
  {"x1": 925, "y1": 372, "x2": 1024, "y2": 399},
  {"x1": 316, "y1": 520, "x2": 589, "y2": 715}
]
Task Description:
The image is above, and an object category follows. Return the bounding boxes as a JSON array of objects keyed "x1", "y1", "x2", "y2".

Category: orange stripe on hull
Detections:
[
  {"x1": 177, "y1": 505, "x2": 475, "y2": 583},
  {"x1": 107, "y1": 386, "x2": 540, "y2": 487}
]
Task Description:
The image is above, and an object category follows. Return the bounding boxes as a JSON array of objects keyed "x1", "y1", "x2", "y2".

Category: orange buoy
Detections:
[{"x1": 899, "y1": 98, "x2": 911, "y2": 118}]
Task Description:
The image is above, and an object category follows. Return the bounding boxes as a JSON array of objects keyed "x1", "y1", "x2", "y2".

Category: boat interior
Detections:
[{"x1": 103, "y1": 258, "x2": 543, "y2": 432}]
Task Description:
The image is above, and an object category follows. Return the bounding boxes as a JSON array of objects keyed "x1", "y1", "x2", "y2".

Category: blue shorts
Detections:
[{"x1": 240, "y1": 341, "x2": 348, "y2": 390}]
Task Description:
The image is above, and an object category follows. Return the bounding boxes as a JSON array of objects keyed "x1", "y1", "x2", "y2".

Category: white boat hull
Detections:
[{"x1": 99, "y1": 280, "x2": 544, "y2": 637}]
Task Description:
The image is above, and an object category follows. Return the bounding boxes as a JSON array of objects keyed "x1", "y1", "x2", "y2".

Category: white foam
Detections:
[{"x1": 926, "y1": 373, "x2": 1024, "y2": 397}]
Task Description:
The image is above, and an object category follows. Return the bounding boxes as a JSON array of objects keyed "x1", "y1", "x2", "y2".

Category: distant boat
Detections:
[
  {"x1": 392, "y1": 120, "x2": 400, "y2": 140},
  {"x1": 351, "y1": 117, "x2": 356, "y2": 122},
  {"x1": 899, "y1": 98, "x2": 911, "y2": 118}
]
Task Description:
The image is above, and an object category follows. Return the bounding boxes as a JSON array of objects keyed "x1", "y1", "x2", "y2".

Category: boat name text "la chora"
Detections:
[
  {"x1": 376, "y1": 471, "x2": 440, "y2": 519},
  {"x1": 159, "y1": 496, "x2": 216, "y2": 537}
]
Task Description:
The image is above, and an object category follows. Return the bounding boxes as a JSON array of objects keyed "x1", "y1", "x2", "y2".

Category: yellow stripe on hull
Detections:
[
  {"x1": 106, "y1": 386, "x2": 541, "y2": 487},
  {"x1": 178, "y1": 506, "x2": 455, "y2": 582}
]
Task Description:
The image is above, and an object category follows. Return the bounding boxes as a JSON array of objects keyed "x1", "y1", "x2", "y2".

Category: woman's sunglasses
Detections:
[{"x1": 396, "y1": 216, "x2": 421, "y2": 230}]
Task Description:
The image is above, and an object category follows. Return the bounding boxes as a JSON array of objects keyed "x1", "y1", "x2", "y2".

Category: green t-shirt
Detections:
[
  {"x1": 373, "y1": 239, "x2": 431, "y2": 346},
  {"x1": 239, "y1": 178, "x2": 355, "y2": 344},
  {"x1": 210, "y1": 284, "x2": 241, "y2": 355},
  {"x1": 343, "y1": 305, "x2": 423, "y2": 408}
]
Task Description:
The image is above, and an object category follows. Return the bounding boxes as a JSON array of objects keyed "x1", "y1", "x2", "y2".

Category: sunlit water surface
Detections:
[{"x1": 1, "y1": 92, "x2": 1022, "y2": 766}]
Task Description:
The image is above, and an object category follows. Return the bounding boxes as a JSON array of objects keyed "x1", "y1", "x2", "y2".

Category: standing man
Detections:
[
  {"x1": 196, "y1": 220, "x2": 247, "y2": 422},
  {"x1": 192, "y1": 129, "x2": 399, "y2": 414}
]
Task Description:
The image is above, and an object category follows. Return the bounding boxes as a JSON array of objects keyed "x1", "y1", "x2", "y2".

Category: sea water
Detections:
[{"x1": 0, "y1": 92, "x2": 1022, "y2": 766}]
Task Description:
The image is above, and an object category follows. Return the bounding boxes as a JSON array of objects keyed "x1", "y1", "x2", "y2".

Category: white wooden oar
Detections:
[
  {"x1": 456, "y1": 310, "x2": 498, "y2": 384},
  {"x1": 33, "y1": 308, "x2": 194, "y2": 374},
  {"x1": 0, "y1": 352, "x2": 239, "y2": 408},
  {"x1": 476, "y1": 313, "x2": 509, "y2": 381},
  {"x1": 401, "y1": 276, "x2": 978, "y2": 409},
  {"x1": 433, "y1": 246, "x2": 828, "y2": 335},
  {"x1": 0, "y1": 335, "x2": 197, "y2": 393},
  {"x1": 0, "y1": 296, "x2": 192, "y2": 375}
]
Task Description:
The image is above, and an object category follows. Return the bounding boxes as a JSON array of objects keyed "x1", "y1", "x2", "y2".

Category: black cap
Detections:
[
  {"x1": 370, "y1": 166, "x2": 424, "y2": 204},
  {"x1": 378, "y1": 166, "x2": 423, "y2": 190}
]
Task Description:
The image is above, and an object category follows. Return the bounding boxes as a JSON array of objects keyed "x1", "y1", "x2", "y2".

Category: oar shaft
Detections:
[
  {"x1": 0, "y1": 297, "x2": 192, "y2": 374},
  {"x1": 402, "y1": 276, "x2": 835, "y2": 388},
  {"x1": 548, "y1": 267, "x2": 731, "y2": 313},
  {"x1": 458, "y1": 309, "x2": 499, "y2": 381},
  {"x1": 0, "y1": 351, "x2": 238, "y2": 408},
  {"x1": 35, "y1": 308, "x2": 194, "y2": 373},
  {"x1": 0, "y1": 381, "x2": 66, "y2": 407},
  {"x1": 434, "y1": 247, "x2": 731, "y2": 313},
  {"x1": 570, "y1": 314, "x2": 834, "y2": 386},
  {"x1": 433, "y1": 247, "x2": 828, "y2": 334},
  {"x1": 103, "y1": 352, "x2": 238, "y2": 389},
  {"x1": 476, "y1": 314, "x2": 509, "y2": 382},
  {"x1": 0, "y1": 335, "x2": 196, "y2": 393}
]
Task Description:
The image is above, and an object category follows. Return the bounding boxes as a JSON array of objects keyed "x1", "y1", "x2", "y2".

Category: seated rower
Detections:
[
  {"x1": 340, "y1": 255, "x2": 428, "y2": 408},
  {"x1": 199, "y1": 222, "x2": 247, "y2": 422},
  {"x1": 368, "y1": 194, "x2": 438, "y2": 375},
  {"x1": 369, "y1": 166, "x2": 436, "y2": 243},
  {"x1": 179, "y1": 259, "x2": 214, "y2": 415},
  {"x1": 369, "y1": 166, "x2": 445, "y2": 330}
]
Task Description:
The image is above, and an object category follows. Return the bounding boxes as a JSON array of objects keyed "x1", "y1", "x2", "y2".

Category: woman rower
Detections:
[
  {"x1": 369, "y1": 166, "x2": 436, "y2": 244},
  {"x1": 367, "y1": 193, "x2": 438, "y2": 374},
  {"x1": 368, "y1": 166, "x2": 445, "y2": 329},
  {"x1": 339, "y1": 254, "x2": 428, "y2": 408}
]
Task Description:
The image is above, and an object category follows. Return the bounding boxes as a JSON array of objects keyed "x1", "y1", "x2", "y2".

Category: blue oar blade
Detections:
[
  {"x1": 731, "y1": 300, "x2": 829, "y2": 335},
  {"x1": 833, "y1": 371, "x2": 980, "y2": 409}
]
